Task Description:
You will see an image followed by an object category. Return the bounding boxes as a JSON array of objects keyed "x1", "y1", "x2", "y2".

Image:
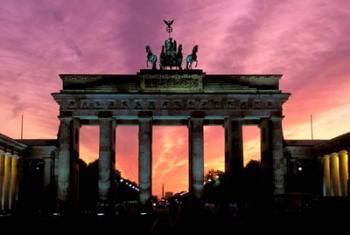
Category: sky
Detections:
[{"x1": 1, "y1": 0, "x2": 350, "y2": 197}]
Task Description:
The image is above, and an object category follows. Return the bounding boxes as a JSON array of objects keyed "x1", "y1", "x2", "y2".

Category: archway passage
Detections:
[
  {"x1": 79, "y1": 126, "x2": 99, "y2": 208},
  {"x1": 243, "y1": 126, "x2": 261, "y2": 166},
  {"x1": 80, "y1": 126, "x2": 99, "y2": 164},
  {"x1": 152, "y1": 126, "x2": 188, "y2": 199},
  {"x1": 204, "y1": 126, "x2": 224, "y2": 176},
  {"x1": 115, "y1": 126, "x2": 139, "y2": 202},
  {"x1": 242, "y1": 126, "x2": 262, "y2": 200},
  {"x1": 116, "y1": 126, "x2": 138, "y2": 184}
]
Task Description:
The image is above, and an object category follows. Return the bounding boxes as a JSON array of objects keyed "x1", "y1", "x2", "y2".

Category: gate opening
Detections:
[{"x1": 152, "y1": 126, "x2": 188, "y2": 199}]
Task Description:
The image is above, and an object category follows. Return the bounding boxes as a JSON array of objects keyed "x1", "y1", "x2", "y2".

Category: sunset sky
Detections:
[{"x1": 1, "y1": 0, "x2": 350, "y2": 197}]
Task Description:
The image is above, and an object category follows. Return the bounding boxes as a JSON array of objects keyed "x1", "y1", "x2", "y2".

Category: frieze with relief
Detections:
[
  {"x1": 61, "y1": 97, "x2": 282, "y2": 111},
  {"x1": 140, "y1": 74, "x2": 203, "y2": 92}
]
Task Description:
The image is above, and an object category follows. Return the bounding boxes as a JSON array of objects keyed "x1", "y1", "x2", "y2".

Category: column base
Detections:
[{"x1": 95, "y1": 201, "x2": 115, "y2": 216}]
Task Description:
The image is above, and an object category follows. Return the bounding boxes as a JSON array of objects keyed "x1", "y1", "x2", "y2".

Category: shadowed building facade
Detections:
[
  {"x1": 286, "y1": 133, "x2": 350, "y2": 197},
  {"x1": 0, "y1": 134, "x2": 26, "y2": 212},
  {"x1": 0, "y1": 135, "x2": 56, "y2": 213},
  {"x1": 52, "y1": 70, "x2": 290, "y2": 205}
]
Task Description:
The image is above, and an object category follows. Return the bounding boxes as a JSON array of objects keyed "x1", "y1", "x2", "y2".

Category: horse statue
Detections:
[
  {"x1": 186, "y1": 45, "x2": 198, "y2": 70},
  {"x1": 159, "y1": 38, "x2": 183, "y2": 70},
  {"x1": 146, "y1": 45, "x2": 157, "y2": 70},
  {"x1": 176, "y1": 44, "x2": 183, "y2": 70}
]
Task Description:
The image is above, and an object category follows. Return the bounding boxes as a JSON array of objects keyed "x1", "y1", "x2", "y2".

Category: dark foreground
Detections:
[{"x1": 1, "y1": 197, "x2": 349, "y2": 234}]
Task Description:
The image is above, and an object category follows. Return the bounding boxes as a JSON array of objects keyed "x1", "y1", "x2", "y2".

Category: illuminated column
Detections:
[
  {"x1": 189, "y1": 117, "x2": 204, "y2": 199},
  {"x1": 98, "y1": 117, "x2": 115, "y2": 202},
  {"x1": 224, "y1": 118, "x2": 243, "y2": 181},
  {"x1": 323, "y1": 154, "x2": 331, "y2": 196},
  {"x1": 139, "y1": 117, "x2": 152, "y2": 205},
  {"x1": 330, "y1": 152, "x2": 341, "y2": 196},
  {"x1": 2, "y1": 152, "x2": 11, "y2": 210},
  {"x1": 9, "y1": 154, "x2": 18, "y2": 209},
  {"x1": 0, "y1": 149, "x2": 5, "y2": 211},
  {"x1": 338, "y1": 150, "x2": 348, "y2": 196},
  {"x1": 16, "y1": 157, "x2": 23, "y2": 201},
  {"x1": 0, "y1": 150, "x2": 4, "y2": 210},
  {"x1": 57, "y1": 117, "x2": 72, "y2": 202}
]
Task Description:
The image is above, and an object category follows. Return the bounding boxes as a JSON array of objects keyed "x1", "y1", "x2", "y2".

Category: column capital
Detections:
[
  {"x1": 0, "y1": 149, "x2": 5, "y2": 155},
  {"x1": 11, "y1": 154, "x2": 19, "y2": 159},
  {"x1": 190, "y1": 111, "x2": 205, "y2": 118},
  {"x1": 99, "y1": 117, "x2": 115, "y2": 123},
  {"x1": 331, "y1": 152, "x2": 339, "y2": 158},
  {"x1": 4, "y1": 152, "x2": 12, "y2": 157},
  {"x1": 98, "y1": 111, "x2": 113, "y2": 118},
  {"x1": 139, "y1": 116, "x2": 153, "y2": 121},
  {"x1": 138, "y1": 111, "x2": 153, "y2": 118},
  {"x1": 224, "y1": 116, "x2": 243, "y2": 121},
  {"x1": 59, "y1": 116, "x2": 73, "y2": 121},
  {"x1": 270, "y1": 116, "x2": 284, "y2": 121},
  {"x1": 339, "y1": 150, "x2": 348, "y2": 155},
  {"x1": 99, "y1": 117, "x2": 116, "y2": 128},
  {"x1": 189, "y1": 117, "x2": 204, "y2": 121}
]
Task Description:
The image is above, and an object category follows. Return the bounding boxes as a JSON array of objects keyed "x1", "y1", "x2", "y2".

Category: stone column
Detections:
[
  {"x1": 338, "y1": 150, "x2": 348, "y2": 196},
  {"x1": 16, "y1": 157, "x2": 23, "y2": 201},
  {"x1": 71, "y1": 118, "x2": 80, "y2": 205},
  {"x1": 2, "y1": 152, "x2": 11, "y2": 210},
  {"x1": 323, "y1": 154, "x2": 331, "y2": 196},
  {"x1": 9, "y1": 154, "x2": 18, "y2": 210},
  {"x1": 260, "y1": 119, "x2": 271, "y2": 195},
  {"x1": 224, "y1": 118, "x2": 243, "y2": 180},
  {"x1": 189, "y1": 117, "x2": 204, "y2": 199},
  {"x1": 0, "y1": 150, "x2": 4, "y2": 210},
  {"x1": 57, "y1": 117, "x2": 72, "y2": 202},
  {"x1": 43, "y1": 158, "x2": 52, "y2": 189},
  {"x1": 139, "y1": 117, "x2": 152, "y2": 205},
  {"x1": 98, "y1": 117, "x2": 115, "y2": 202},
  {"x1": 330, "y1": 152, "x2": 341, "y2": 196},
  {"x1": 270, "y1": 117, "x2": 285, "y2": 195}
]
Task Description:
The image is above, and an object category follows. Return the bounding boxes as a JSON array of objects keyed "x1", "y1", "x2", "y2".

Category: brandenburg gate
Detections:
[{"x1": 52, "y1": 69, "x2": 289, "y2": 205}]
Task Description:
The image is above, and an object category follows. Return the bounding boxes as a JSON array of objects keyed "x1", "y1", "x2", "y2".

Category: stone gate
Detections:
[{"x1": 52, "y1": 69, "x2": 290, "y2": 205}]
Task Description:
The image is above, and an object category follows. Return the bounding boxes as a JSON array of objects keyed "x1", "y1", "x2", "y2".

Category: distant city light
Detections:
[
  {"x1": 97, "y1": 213, "x2": 104, "y2": 216},
  {"x1": 120, "y1": 179, "x2": 124, "y2": 182},
  {"x1": 298, "y1": 166, "x2": 303, "y2": 172},
  {"x1": 140, "y1": 212, "x2": 147, "y2": 215},
  {"x1": 208, "y1": 179, "x2": 212, "y2": 182},
  {"x1": 52, "y1": 212, "x2": 60, "y2": 216}
]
